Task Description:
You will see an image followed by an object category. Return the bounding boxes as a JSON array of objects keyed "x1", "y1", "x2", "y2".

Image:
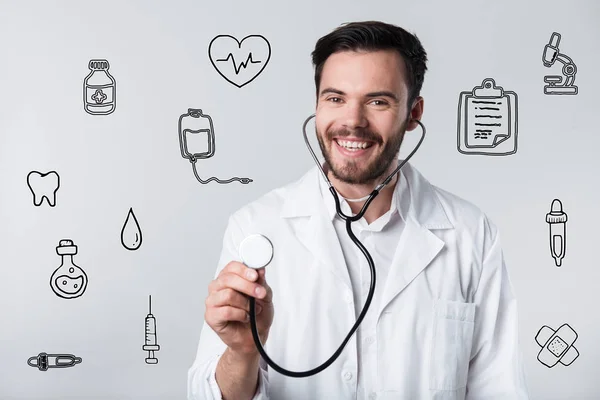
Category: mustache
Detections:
[{"x1": 326, "y1": 129, "x2": 382, "y2": 144}]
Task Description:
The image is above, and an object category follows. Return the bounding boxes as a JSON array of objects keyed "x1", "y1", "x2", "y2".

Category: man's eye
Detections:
[{"x1": 326, "y1": 98, "x2": 387, "y2": 105}]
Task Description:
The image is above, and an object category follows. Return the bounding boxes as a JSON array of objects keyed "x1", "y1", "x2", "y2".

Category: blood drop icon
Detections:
[{"x1": 121, "y1": 207, "x2": 142, "y2": 250}]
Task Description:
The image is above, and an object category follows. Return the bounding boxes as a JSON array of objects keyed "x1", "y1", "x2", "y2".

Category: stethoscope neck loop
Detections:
[
  {"x1": 328, "y1": 186, "x2": 380, "y2": 221},
  {"x1": 303, "y1": 113, "x2": 426, "y2": 215}
]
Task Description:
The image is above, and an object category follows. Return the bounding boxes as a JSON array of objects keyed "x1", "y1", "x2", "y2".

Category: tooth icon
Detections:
[{"x1": 27, "y1": 171, "x2": 60, "y2": 207}]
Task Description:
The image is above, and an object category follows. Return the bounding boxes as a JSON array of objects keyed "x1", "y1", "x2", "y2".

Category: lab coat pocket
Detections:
[{"x1": 429, "y1": 299, "x2": 476, "y2": 391}]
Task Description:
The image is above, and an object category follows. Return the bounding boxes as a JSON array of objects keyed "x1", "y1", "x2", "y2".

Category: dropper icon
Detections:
[{"x1": 545, "y1": 199, "x2": 567, "y2": 267}]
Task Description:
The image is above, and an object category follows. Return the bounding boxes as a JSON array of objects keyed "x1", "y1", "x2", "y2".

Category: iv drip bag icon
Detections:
[
  {"x1": 178, "y1": 108, "x2": 253, "y2": 184},
  {"x1": 50, "y1": 239, "x2": 88, "y2": 299}
]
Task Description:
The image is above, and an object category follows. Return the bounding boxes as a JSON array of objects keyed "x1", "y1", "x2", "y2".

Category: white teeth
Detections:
[
  {"x1": 27, "y1": 171, "x2": 60, "y2": 207},
  {"x1": 336, "y1": 140, "x2": 372, "y2": 149}
]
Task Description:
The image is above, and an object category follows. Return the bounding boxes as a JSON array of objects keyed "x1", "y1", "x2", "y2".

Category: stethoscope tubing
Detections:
[{"x1": 249, "y1": 113, "x2": 426, "y2": 377}]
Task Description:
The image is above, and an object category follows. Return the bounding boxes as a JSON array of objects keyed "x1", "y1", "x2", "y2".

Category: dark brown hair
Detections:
[{"x1": 311, "y1": 20, "x2": 428, "y2": 114}]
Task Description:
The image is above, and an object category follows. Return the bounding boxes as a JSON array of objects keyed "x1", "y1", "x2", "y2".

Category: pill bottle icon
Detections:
[
  {"x1": 50, "y1": 239, "x2": 88, "y2": 299},
  {"x1": 178, "y1": 108, "x2": 215, "y2": 161},
  {"x1": 84, "y1": 59, "x2": 116, "y2": 115}
]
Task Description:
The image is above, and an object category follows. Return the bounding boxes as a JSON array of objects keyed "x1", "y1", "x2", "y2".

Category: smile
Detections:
[{"x1": 334, "y1": 139, "x2": 375, "y2": 157}]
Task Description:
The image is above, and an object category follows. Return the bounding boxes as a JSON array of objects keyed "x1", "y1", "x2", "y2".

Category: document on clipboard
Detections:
[{"x1": 457, "y1": 78, "x2": 518, "y2": 156}]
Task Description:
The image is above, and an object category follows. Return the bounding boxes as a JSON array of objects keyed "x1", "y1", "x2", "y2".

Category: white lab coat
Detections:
[{"x1": 188, "y1": 162, "x2": 530, "y2": 400}]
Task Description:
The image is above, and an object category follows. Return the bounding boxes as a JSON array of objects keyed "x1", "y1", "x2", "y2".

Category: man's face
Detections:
[{"x1": 315, "y1": 49, "x2": 411, "y2": 185}]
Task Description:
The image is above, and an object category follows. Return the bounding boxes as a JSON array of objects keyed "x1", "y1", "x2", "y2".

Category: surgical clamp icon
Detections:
[{"x1": 27, "y1": 352, "x2": 82, "y2": 371}]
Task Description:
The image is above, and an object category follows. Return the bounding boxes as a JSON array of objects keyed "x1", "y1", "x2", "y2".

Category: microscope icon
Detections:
[{"x1": 542, "y1": 32, "x2": 578, "y2": 95}]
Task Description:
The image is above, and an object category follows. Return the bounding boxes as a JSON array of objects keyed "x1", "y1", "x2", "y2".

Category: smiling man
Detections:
[
  {"x1": 314, "y1": 47, "x2": 419, "y2": 224},
  {"x1": 188, "y1": 20, "x2": 530, "y2": 400}
]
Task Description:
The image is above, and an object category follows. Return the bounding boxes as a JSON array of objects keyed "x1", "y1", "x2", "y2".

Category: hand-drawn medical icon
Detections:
[
  {"x1": 142, "y1": 295, "x2": 160, "y2": 364},
  {"x1": 546, "y1": 199, "x2": 567, "y2": 267},
  {"x1": 121, "y1": 207, "x2": 142, "y2": 251},
  {"x1": 27, "y1": 352, "x2": 82, "y2": 371},
  {"x1": 535, "y1": 323, "x2": 579, "y2": 368},
  {"x1": 179, "y1": 108, "x2": 253, "y2": 184},
  {"x1": 542, "y1": 32, "x2": 578, "y2": 95},
  {"x1": 27, "y1": 171, "x2": 60, "y2": 207},
  {"x1": 457, "y1": 78, "x2": 518, "y2": 156},
  {"x1": 50, "y1": 239, "x2": 88, "y2": 299},
  {"x1": 208, "y1": 35, "x2": 271, "y2": 88},
  {"x1": 84, "y1": 59, "x2": 116, "y2": 115}
]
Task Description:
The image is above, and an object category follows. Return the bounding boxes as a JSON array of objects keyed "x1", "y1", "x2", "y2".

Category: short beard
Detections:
[{"x1": 316, "y1": 117, "x2": 407, "y2": 185}]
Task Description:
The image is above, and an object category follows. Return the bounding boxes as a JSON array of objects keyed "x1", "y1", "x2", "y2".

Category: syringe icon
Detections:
[
  {"x1": 142, "y1": 295, "x2": 160, "y2": 364},
  {"x1": 545, "y1": 199, "x2": 567, "y2": 267}
]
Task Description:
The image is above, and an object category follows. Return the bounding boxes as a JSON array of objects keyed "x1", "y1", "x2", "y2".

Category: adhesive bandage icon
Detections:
[{"x1": 535, "y1": 323, "x2": 579, "y2": 368}]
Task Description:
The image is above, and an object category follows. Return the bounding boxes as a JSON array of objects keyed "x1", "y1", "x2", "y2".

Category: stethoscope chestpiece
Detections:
[{"x1": 239, "y1": 234, "x2": 274, "y2": 269}]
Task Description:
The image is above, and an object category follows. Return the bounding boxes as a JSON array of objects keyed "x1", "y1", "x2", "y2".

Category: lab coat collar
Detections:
[
  {"x1": 280, "y1": 161, "x2": 452, "y2": 229},
  {"x1": 280, "y1": 162, "x2": 453, "y2": 319}
]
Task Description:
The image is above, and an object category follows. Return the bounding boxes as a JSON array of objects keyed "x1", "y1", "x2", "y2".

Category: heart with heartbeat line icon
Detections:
[{"x1": 208, "y1": 34, "x2": 271, "y2": 88}]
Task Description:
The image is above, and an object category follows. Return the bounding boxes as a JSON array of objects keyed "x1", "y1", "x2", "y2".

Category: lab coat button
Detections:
[
  {"x1": 369, "y1": 393, "x2": 377, "y2": 400},
  {"x1": 343, "y1": 371, "x2": 353, "y2": 380},
  {"x1": 365, "y1": 336, "x2": 374, "y2": 345}
]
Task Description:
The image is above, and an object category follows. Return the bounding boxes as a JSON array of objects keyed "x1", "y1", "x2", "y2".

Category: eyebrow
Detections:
[{"x1": 319, "y1": 87, "x2": 400, "y2": 103}]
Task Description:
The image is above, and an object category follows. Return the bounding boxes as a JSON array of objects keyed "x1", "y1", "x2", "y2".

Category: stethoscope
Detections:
[{"x1": 239, "y1": 113, "x2": 426, "y2": 377}]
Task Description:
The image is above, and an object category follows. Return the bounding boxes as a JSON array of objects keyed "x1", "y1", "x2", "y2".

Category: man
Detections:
[{"x1": 188, "y1": 20, "x2": 530, "y2": 400}]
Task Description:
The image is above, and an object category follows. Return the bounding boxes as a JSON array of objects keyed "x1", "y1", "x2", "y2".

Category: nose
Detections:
[{"x1": 341, "y1": 103, "x2": 368, "y2": 131}]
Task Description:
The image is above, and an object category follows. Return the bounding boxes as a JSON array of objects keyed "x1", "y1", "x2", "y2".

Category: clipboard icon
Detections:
[{"x1": 457, "y1": 78, "x2": 518, "y2": 156}]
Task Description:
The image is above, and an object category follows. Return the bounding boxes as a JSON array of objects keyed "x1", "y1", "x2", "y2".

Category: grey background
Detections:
[{"x1": 1, "y1": 0, "x2": 599, "y2": 399}]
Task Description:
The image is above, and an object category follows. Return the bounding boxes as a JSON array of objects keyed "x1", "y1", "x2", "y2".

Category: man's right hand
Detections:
[{"x1": 205, "y1": 261, "x2": 274, "y2": 357}]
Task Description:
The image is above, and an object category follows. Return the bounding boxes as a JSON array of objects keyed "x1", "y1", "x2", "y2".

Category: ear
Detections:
[{"x1": 406, "y1": 96, "x2": 425, "y2": 131}]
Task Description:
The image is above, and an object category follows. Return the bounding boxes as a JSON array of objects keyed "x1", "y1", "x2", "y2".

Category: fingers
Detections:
[
  {"x1": 205, "y1": 262, "x2": 272, "y2": 332},
  {"x1": 255, "y1": 268, "x2": 272, "y2": 303},
  {"x1": 215, "y1": 306, "x2": 250, "y2": 323},
  {"x1": 206, "y1": 287, "x2": 250, "y2": 311},
  {"x1": 210, "y1": 261, "x2": 270, "y2": 301},
  {"x1": 205, "y1": 290, "x2": 264, "y2": 327}
]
